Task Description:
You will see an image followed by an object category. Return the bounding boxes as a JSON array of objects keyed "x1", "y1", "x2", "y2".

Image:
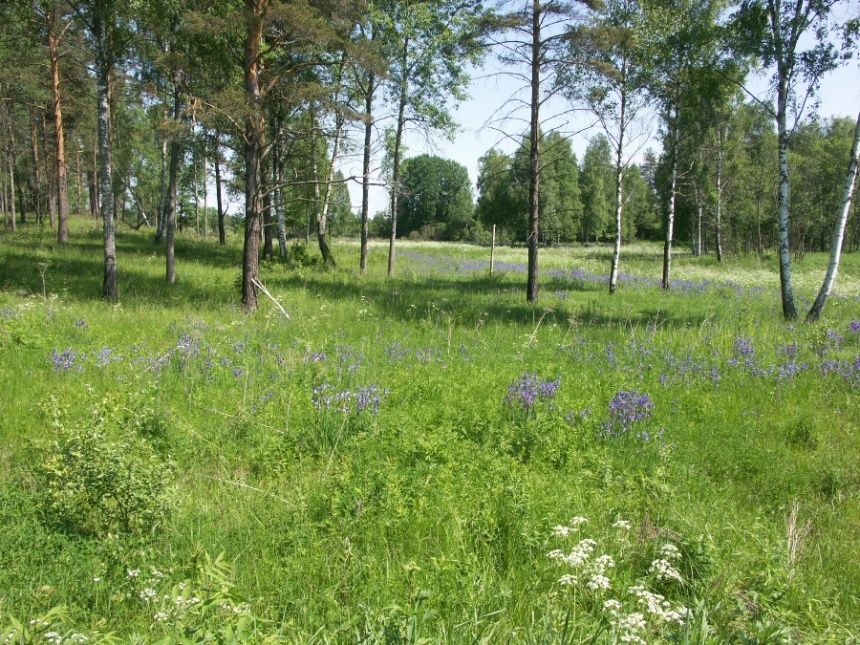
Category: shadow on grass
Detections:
[
  {"x1": 1, "y1": 222, "x2": 714, "y2": 328},
  {"x1": 269, "y1": 269, "x2": 713, "y2": 330},
  {"x1": 0, "y1": 241, "x2": 240, "y2": 309}
]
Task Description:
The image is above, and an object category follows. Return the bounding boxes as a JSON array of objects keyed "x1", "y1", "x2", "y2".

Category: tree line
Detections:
[{"x1": 0, "y1": 0, "x2": 858, "y2": 320}]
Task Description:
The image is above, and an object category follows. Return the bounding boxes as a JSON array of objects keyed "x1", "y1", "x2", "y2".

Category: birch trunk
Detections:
[
  {"x1": 388, "y1": 40, "x2": 409, "y2": 278},
  {"x1": 360, "y1": 75, "x2": 373, "y2": 275},
  {"x1": 608, "y1": 88, "x2": 626, "y2": 295},
  {"x1": 775, "y1": 75, "x2": 797, "y2": 318},
  {"x1": 214, "y1": 131, "x2": 225, "y2": 245},
  {"x1": 806, "y1": 111, "x2": 860, "y2": 322},
  {"x1": 662, "y1": 132, "x2": 677, "y2": 290},
  {"x1": 95, "y1": 35, "x2": 118, "y2": 301},
  {"x1": 165, "y1": 69, "x2": 181, "y2": 285}
]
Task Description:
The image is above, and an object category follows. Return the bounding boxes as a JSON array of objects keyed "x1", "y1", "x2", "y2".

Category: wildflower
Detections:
[
  {"x1": 558, "y1": 574, "x2": 579, "y2": 586},
  {"x1": 612, "y1": 520, "x2": 631, "y2": 530},
  {"x1": 603, "y1": 598, "x2": 622, "y2": 615},
  {"x1": 126, "y1": 568, "x2": 141, "y2": 578},
  {"x1": 602, "y1": 390, "x2": 654, "y2": 437},
  {"x1": 586, "y1": 573, "x2": 611, "y2": 591},
  {"x1": 594, "y1": 554, "x2": 616, "y2": 572},
  {"x1": 659, "y1": 543, "x2": 681, "y2": 560},
  {"x1": 562, "y1": 538, "x2": 597, "y2": 567},
  {"x1": 650, "y1": 558, "x2": 683, "y2": 583},
  {"x1": 139, "y1": 587, "x2": 157, "y2": 602},
  {"x1": 850, "y1": 320, "x2": 860, "y2": 334},
  {"x1": 505, "y1": 373, "x2": 561, "y2": 410},
  {"x1": 49, "y1": 347, "x2": 81, "y2": 372},
  {"x1": 733, "y1": 336, "x2": 755, "y2": 357}
]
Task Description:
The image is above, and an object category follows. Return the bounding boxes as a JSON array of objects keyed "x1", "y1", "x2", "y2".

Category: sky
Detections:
[{"x1": 341, "y1": 50, "x2": 860, "y2": 218}]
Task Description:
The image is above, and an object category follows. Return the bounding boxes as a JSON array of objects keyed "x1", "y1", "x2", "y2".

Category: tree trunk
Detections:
[
  {"x1": 360, "y1": 75, "x2": 374, "y2": 275},
  {"x1": 694, "y1": 188, "x2": 702, "y2": 256},
  {"x1": 272, "y1": 135, "x2": 287, "y2": 260},
  {"x1": 388, "y1": 40, "x2": 409, "y2": 278},
  {"x1": 17, "y1": 172, "x2": 27, "y2": 224},
  {"x1": 154, "y1": 105, "x2": 168, "y2": 244},
  {"x1": 241, "y1": 0, "x2": 267, "y2": 312},
  {"x1": 807, "y1": 111, "x2": 860, "y2": 322},
  {"x1": 202, "y1": 133, "x2": 208, "y2": 238},
  {"x1": 76, "y1": 149, "x2": 83, "y2": 216},
  {"x1": 5, "y1": 122, "x2": 16, "y2": 232},
  {"x1": 165, "y1": 68, "x2": 181, "y2": 285},
  {"x1": 662, "y1": 132, "x2": 677, "y2": 290},
  {"x1": 193, "y1": 127, "x2": 200, "y2": 236},
  {"x1": 775, "y1": 75, "x2": 797, "y2": 318},
  {"x1": 262, "y1": 151, "x2": 273, "y2": 259},
  {"x1": 95, "y1": 33, "x2": 118, "y2": 301},
  {"x1": 29, "y1": 109, "x2": 44, "y2": 224},
  {"x1": 715, "y1": 126, "x2": 724, "y2": 262},
  {"x1": 214, "y1": 131, "x2": 225, "y2": 245},
  {"x1": 317, "y1": 97, "x2": 345, "y2": 267},
  {"x1": 526, "y1": 0, "x2": 541, "y2": 302},
  {"x1": 608, "y1": 89, "x2": 626, "y2": 295}
]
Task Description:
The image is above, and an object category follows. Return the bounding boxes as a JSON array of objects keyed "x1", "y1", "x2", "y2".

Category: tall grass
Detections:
[{"x1": 1, "y1": 217, "x2": 859, "y2": 643}]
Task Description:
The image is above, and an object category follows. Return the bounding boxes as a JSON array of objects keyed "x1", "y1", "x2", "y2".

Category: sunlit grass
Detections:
[{"x1": 2, "y1": 217, "x2": 860, "y2": 642}]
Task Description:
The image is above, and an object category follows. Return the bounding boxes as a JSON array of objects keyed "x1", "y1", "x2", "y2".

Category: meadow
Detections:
[{"x1": 2, "y1": 217, "x2": 860, "y2": 644}]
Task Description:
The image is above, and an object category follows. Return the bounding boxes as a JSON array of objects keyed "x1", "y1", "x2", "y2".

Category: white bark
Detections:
[{"x1": 807, "y1": 111, "x2": 860, "y2": 322}]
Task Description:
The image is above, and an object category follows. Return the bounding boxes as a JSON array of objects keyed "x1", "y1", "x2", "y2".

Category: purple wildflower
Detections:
[
  {"x1": 312, "y1": 383, "x2": 389, "y2": 415},
  {"x1": 733, "y1": 336, "x2": 755, "y2": 358},
  {"x1": 601, "y1": 390, "x2": 654, "y2": 438},
  {"x1": 50, "y1": 347, "x2": 82, "y2": 372},
  {"x1": 505, "y1": 373, "x2": 560, "y2": 411},
  {"x1": 849, "y1": 320, "x2": 860, "y2": 334}
]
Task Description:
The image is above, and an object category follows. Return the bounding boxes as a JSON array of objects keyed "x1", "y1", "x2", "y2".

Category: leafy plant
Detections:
[{"x1": 35, "y1": 400, "x2": 174, "y2": 537}]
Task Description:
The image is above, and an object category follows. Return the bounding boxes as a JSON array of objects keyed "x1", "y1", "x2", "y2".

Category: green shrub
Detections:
[{"x1": 35, "y1": 402, "x2": 174, "y2": 538}]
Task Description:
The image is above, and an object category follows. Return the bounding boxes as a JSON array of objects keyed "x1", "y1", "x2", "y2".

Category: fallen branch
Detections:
[{"x1": 251, "y1": 277, "x2": 291, "y2": 320}]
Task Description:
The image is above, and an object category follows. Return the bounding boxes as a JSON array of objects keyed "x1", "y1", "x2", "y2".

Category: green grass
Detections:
[{"x1": 2, "y1": 217, "x2": 860, "y2": 643}]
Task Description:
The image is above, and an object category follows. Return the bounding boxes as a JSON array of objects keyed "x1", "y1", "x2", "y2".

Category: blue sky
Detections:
[{"x1": 343, "y1": 54, "x2": 860, "y2": 218}]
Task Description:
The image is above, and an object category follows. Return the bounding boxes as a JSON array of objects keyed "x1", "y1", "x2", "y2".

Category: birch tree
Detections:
[
  {"x1": 566, "y1": 0, "x2": 651, "y2": 293},
  {"x1": 806, "y1": 111, "x2": 860, "y2": 321},
  {"x1": 380, "y1": 0, "x2": 486, "y2": 277},
  {"x1": 729, "y1": 0, "x2": 845, "y2": 319}
]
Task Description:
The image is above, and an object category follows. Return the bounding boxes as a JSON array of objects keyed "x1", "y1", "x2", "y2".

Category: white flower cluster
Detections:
[
  {"x1": 628, "y1": 586, "x2": 688, "y2": 625},
  {"x1": 649, "y1": 544, "x2": 684, "y2": 583},
  {"x1": 551, "y1": 517, "x2": 588, "y2": 537},
  {"x1": 6, "y1": 623, "x2": 90, "y2": 645},
  {"x1": 548, "y1": 519, "x2": 691, "y2": 644}
]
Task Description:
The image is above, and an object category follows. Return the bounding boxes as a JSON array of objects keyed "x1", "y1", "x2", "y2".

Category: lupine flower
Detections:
[
  {"x1": 50, "y1": 347, "x2": 83, "y2": 372},
  {"x1": 602, "y1": 390, "x2": 654, "y2": 437},
  {"x1": 733, "y1": 336, "x2": 755, "y2": 357},
  {"x1": 312, "y1": 383, "x2": 389, "y2": 415},
  {"x1": 505, "y1": 373, "x2": 560, "y2": 410}
]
